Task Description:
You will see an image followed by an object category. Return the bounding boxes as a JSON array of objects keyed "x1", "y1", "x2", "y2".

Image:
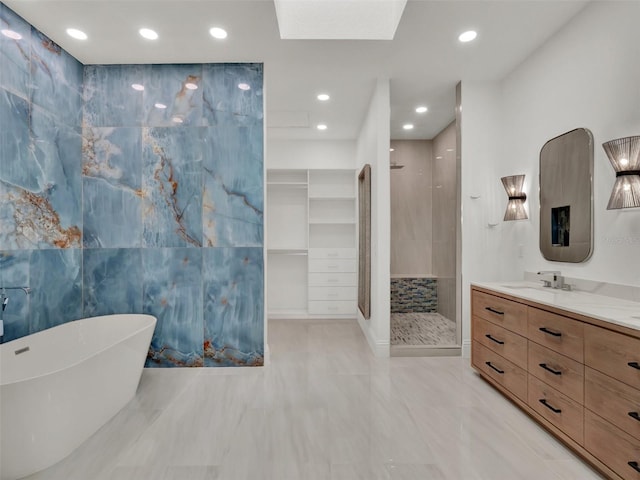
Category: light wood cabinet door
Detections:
[
  {"x1": 528, "y1": 375, "x2": 584, "y2": 444},
  {"x1": 472, "y1": 341, "x2": 527, "y2": 402},
  {"x1": 585, "y1": 323, "x2": 640, "y2": 390},
  {"x1": 528, "y1": 341, "x2": 584, "y2": 402},
  {"x1": 473, "y1": 316, "x2": 527, "y2": 369},
  {"x1": 528, "y1": 307, "x2": 584, "y2": 362},
  {"x1": 472, "y1": 290, "x2": 527, "y2": 336},
  {"x1": 585, "y1": 367, "x2": 640, "y2": 442},
  {"x1": 585, "y1": 410, "x2": 640, "y2": 480}
]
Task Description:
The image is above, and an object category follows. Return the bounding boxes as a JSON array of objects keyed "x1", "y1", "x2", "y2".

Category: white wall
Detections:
[
  {"x1": 267, "y1": 139, "x2": 355, "y2": 169},
  {"x1": 460, "y1": 1, "x2": 640, "y2": 349},
  {"x1": 356, "y1": 78, "x2": 391, "y2": 357}
]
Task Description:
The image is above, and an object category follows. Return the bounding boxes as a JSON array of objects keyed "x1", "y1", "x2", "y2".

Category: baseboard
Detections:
[
  {"x1": 357, "y1": 317, "x2": 390, "y2": 357},
  {"x1": 391, "y1": 345, "x2": 461, "y2": 357},
  {"x1": 462, "y1": 339, "x2": 471, "y2": 358}
]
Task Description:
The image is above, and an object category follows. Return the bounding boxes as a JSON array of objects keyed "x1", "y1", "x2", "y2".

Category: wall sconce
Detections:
[
  {"x1": 501, "y1": 174, "x2": 528, "y2": 221},
  {"x1": 602, "y1": 136, "x2": 640, "y2": 209}
]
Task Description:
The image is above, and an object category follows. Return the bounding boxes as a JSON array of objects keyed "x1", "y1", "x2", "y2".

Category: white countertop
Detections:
[{"x1": 472, "y1": 281, "x2": 640, "y2": 332}]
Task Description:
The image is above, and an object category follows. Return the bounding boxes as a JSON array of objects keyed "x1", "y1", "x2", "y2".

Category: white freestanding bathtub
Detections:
[{"x1": 0, "y1": 314, "x2": 156, "y2": 480}]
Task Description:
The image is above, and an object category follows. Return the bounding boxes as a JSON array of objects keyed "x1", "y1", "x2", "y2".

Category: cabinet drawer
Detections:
[
  {"x1": 472, "y1": 341, "x2": 527, "y2": 402},
  {"x1": 472, "y1": 316, "x2": 527, "y2": 369},
  {"x1": 528, "y1": 308, "x2": 584, "y2": 362},
  {"x1": 308, "y1": 286, "x2": 357, "y2": 301},
  {"x1": 528, "y1": 375, "x2": 584, "y2": 443},
  {"x1": 585, "y1": 410, "x2": 640, "y2": 480},
  {"x1": 528, "y1": 341, "x2": 584, "y2": 402},
  {"x1": 308, "y1": 259, "x2": 356, "y2": 273},
  {"x1": 308, "y1": 248, "x2": 355, "y2": 259},
  {"x1": 585, "y1": 323, "x2": 640, "y2": 390},
  {"x1": 308, "y1": 301, "x2": 355, "y2": 315},
  {"x1": 586, "y1": 367, "x2": 640, "y2": 442},
  {"x1": 309, "y1": 273, "x2": 356, "y2": 286},
  {"x1": 472, "y1": 290, "x2": 527, "y2": 336}
]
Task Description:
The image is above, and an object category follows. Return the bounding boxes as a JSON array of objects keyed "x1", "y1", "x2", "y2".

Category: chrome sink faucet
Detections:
[{"x1": 537, "y1": 271, "x2": 564, "y2": 289}]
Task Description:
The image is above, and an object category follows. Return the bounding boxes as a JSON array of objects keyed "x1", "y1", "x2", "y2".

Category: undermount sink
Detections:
[{"x1": 500, "y1": 285, "x2": 536, "y2": 290}]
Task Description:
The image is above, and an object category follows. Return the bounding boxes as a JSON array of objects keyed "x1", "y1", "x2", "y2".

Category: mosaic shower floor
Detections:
[{"x1": 391, "y1": 313, "x2": 457, "y2": 346}]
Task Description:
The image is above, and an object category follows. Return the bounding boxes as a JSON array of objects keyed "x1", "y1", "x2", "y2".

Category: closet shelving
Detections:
[{"x1": 266, "y1": 168, "x2": 357, "y2": 319}]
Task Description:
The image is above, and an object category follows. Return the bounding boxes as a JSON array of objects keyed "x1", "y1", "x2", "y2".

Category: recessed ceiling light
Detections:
[
  {"x1": 185, "y1": 82, "x2": 198, "y2": 90},
  {"x1": 66, "y1": 28, "x2": 87, "y2": 40},
  {"x1": 390, "y1": 148, "x2": 395, "y2": 152},
  {"x1": 1, "y1": 29, "x2": 22, "y2": 40},
  {"x1": 403, "y1": 124, "x2": 414, "y2": 130},
  {"x1": 317, "y1": 124, "x2": 328, "y2": 131},
  {"x1": 172, "y1": 116, "x2": 184, "y2": 124},
  {"x1": 154, "y1": 103, "x2": 167, "y2": 109},
  {"x1": 139, "y1": 28, "x2": 158, "y2": 40},
  {"x1": 446, "y1": 148, "x2": 454, "y2": 152},
  {"x1": 436, "y1": 156, "x2": 443, "y2": 160},
  {"x1": 317, "y1": 93, "x2": 330, "y2": 101},
  {"x1": 131, "y1": 83, "x2": 145, "y2": 91},
  {"x1": 209, "y1": 27, "x2": 228, "y2": 39},
  {"x1": 415, "y1": 106, "x2": 428, "y2": 113},
  {"x1": 458, "y1": 30, "x2": 477, "y2": 43},
  {"x1": 238, "y1": 83, "x2": 251, "y2": 91}
]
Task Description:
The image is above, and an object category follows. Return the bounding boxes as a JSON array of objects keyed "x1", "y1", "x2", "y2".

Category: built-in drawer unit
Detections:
[
  {"x1": 528, "y1": 341, "x2": 584, "y2": 401},
  {"x1": 308, "y1": 248, "x2": 355, "y2": 259},
  {"x1": 585, "y1": 367, "x2": 640, "y2": 442},
  {"x1": 585, "y1": 410, "x2": 640, "y2": 480},
  {"x1": 308, "y1": 286, "x2": 357, "y2": 301},
  {"x1": 471, "y1": 285, "x2": 640, "y2": 480},
  {"x1": 472, "y1": 316, "x2": 527, "y2": 369},
  {"x1": 472, "y1": 290, "x2": 527, "y2": 336},
  {"x1": 585, "y1": 324, "x2": 640, "y2": 390},
  {"x1": 308, "y1": 273, "x2": 356, "y2": 287},
  {"x1": 308, "y1": 301, "x2": 355, "y2": 315},
  {"x1": 528, "y1": 308, "x2": 584, "y2": 362},
  {"x1": 528, "y1": 374, "x2": 584, "y2": 443},
  {"x1": 308, "y1": 259, "x2": 356, "y2": 273},
  {"x1": 472, "y1": 341, "x2": 527, "y2": 402}
]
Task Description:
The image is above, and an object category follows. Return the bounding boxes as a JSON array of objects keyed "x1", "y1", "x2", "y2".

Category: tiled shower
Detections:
[{"x1": 0, "y1": 3, "x2": 264, "y2": 367}]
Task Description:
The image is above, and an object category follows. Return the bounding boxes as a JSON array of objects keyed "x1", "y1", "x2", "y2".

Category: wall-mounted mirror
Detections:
[{"x1": 539, "y1": 128, "x2": 593, "y2": 262}]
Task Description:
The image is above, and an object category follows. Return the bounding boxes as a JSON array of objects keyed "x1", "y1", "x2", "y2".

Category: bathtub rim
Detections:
[{"x1": 0, "y1": 313, "x2": 157, "y2": 388}]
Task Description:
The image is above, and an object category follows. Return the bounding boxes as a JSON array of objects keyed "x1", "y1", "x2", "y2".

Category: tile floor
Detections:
[
  {"x1": 26, "y1": 319, "x2": 604, "y2": 480},
  {"x1": 390, "y1": 313, "x2": 456, "y2": 346}
]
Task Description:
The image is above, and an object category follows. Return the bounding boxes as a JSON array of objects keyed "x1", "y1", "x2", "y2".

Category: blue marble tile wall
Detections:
[
  {"x1": 0, "y1": 4, "x2": 264, "y2": 367},
  {"x1": 390, "y1": 278, "x2": 438, "y2": 313}
]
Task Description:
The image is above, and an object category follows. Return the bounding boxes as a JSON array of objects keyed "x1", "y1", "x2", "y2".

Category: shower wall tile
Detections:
[
  {"x1": 203, "y1": 125, "x2": 263, "y2": 247},
  {"x1": 391, "y1": 278, "x2": 438, "y2": 313},
  {"x1": 30, "y1": 29, "x2": 83, "y2": 128},
  {"x1": 29, "y1": 248, "x2": 82, "y2": 333},
  {"x1": 202, "y1": 64, "x2": 263, "y2": 127},
  {"x1": 142, "y1": 127, "x2": 203, "y2": 247},
  {"x1": 82, "y1": 127, "x2": 142, "y2": 248},
  {"x1": 0, "y1": 4, "x2": 31, "y2": 99},
  {"x1": 0, "y1": 250, "x2": 31, "y2": 341},
  {"x1": 83, "y1": 248, "x2": 143, "y2": 317},
  {"x1": 83, "y1": 65, "x2": 149, "y2": 127},
  {"x1": 143, "y1": 248, "x2": 203, "y2": 367},
  {"x1": 144, "y1": 64, "x2": 204, "y2": 127},
  {"x1": 203, "y1": 247, "x2": 264, "y2": 367}
]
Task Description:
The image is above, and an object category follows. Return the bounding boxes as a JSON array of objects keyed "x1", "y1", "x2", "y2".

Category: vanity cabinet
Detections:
[{"x1": 471, "y1": 286, "x2": 640, "y2": 480}]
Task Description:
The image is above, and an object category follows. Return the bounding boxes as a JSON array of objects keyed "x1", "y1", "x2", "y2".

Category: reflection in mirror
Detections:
[{"x1": 539, "y1": 128, "x2": 593, "y2": 263}]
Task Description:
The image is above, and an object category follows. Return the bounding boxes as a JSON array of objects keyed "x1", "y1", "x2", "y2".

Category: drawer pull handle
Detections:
[
  {"x1": 628, "y1": 412, "x2": 640, "y2": 422},
  {"x1": 485, "y1": 361, "x2": 504, "y2": 374},
  {"x1": 539, "y1": 399, "x2": 562, "y2": 414},
  {"x1": 628, "y1": 461, "x2": 640, "y2": 473},
  {"x1": 485, "y1": 307, "x2": 504, "y2": 316},
  {"x1": 539, "y1": 327, "x2": 562, "y2": 337},
  {"x1": 485, "y1": 334, "x2": 504, "y2": 345},
  {"x1": 628, "y1": 362, "x2": 640, "y2": 370},
  {"x1": 539, "y1": 363, "x2": 562, "y2": 376}
]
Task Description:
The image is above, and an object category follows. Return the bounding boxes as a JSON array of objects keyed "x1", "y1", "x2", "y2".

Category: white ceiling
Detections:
[{"x1": 5, "y1": 0, "x2": 588, "y2": 141}]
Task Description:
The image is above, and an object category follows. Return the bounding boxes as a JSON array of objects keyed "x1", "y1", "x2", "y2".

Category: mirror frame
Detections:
[{"x1": 539, "y1": 128, "x2": 594, "y2": 263}]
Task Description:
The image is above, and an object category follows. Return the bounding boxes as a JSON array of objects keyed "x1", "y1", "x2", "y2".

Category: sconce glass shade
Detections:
[
  {"x1": 602, "y1": 136, "x2": 640, "y2": 209},
  {"x1": 501, "y1": 174, "x2": 528, "y2": 221}
]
